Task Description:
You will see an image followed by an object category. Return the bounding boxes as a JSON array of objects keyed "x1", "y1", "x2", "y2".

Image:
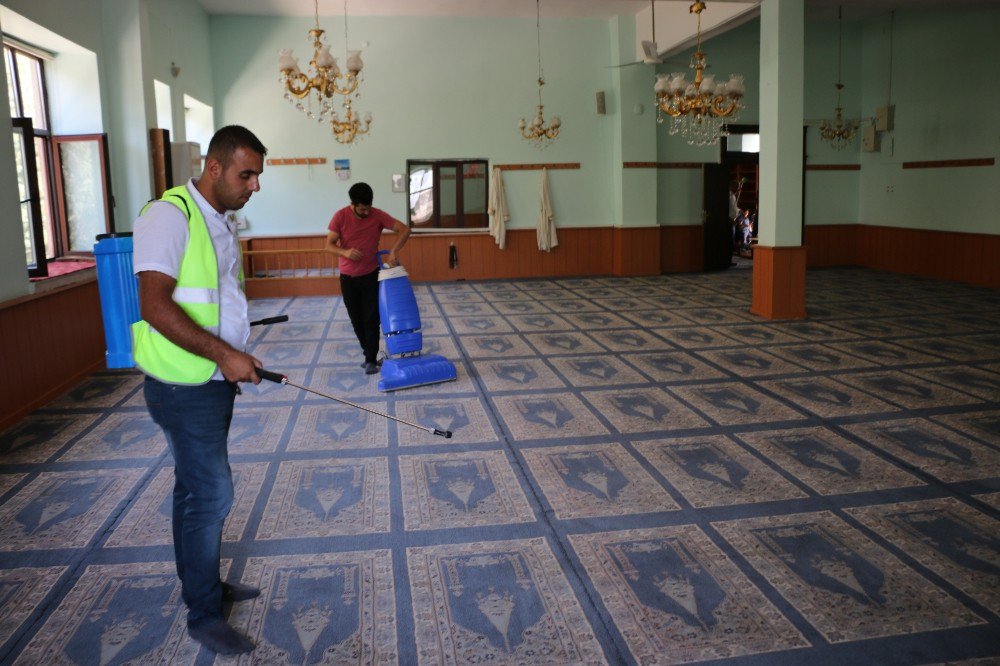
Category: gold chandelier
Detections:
[
  {"x1": 277, "y1": 0, "x2": 371, "y2": 143},
  {"x1": 331, "y1": 98, "x2": 371, "y2": 144},
  {"x1": 519, "y1": 0, "x2": 561, "y2": 146},
  {"x1": 655, "y1": 1, "x2": 745, "y2": 146},
  {"x1": 819, "y1": 6, "x2": 858, "y2": 150}
]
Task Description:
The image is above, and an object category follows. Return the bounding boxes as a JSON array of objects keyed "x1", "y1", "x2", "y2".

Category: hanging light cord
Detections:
[
  {"x1": 886, "y1": 10, "x2": 894, "y2": 106},
  {"x1": 836, "y1": 6, "x2": 843, "y2": 87},
  {"x1": 535, "y1": 0, "x2": 544, "y2": 105},
  {"x1": 344, "y1": 0, "x2": 350, "y2": 56},
  {"x1": 695, "y1": 5, "x2": 702, "y2": 52},
  {"x1": 536, "y1": 0, "x2": 543, "y2": 82},
  {"x1": 313, "y1": 0, "x2": 319, "y2": 29}
]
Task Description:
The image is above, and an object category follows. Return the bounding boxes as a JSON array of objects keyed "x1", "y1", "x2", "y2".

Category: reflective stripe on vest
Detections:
[{"x1": 131, "y1": 185, "x2": 221, "y2": 385}]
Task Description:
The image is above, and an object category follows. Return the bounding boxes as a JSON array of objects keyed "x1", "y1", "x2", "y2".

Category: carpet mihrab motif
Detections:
[{"x1": 0, "y1": 268, "x2": 997, "y2": 664}]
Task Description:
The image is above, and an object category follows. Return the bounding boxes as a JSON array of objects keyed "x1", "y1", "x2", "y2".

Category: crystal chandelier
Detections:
[
  {"x1": 654, "y1": 1, "x2": 745, "y2": 146},
  {"x1": 819, "y1": 6, "x2": 858, "y2": 150},
  {"x1": 331, "y1": 98, "x2": 371, "y2": 144},
  {"x1": 519, "y1": 0, "x2": 561, "y2": 146},
  {"x1": 277, "y1": 0, "x2": 371, "y2": 143}
]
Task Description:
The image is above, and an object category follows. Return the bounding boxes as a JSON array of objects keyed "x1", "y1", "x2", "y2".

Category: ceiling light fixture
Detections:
[
  {"x1": 819, "y1": 6, "x2": 858, "y2": 150},
  {"x1": 654, "y1": 1, "x2": 745, "y2": 146},
  {"x1": 278, "y1": 0, "x2": 371, "y2": 143},
  {"x1": 519, "y1": 0, "x2": 561, "y2": 147}
]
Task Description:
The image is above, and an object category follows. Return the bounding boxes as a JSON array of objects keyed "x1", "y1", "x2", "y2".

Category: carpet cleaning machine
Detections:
[
  {"x1": 373, "y1": 250, "x2": 457, "y2": 392},
  {"x1": 255, "y1": 251, "x2": 456, "y2": 438}
]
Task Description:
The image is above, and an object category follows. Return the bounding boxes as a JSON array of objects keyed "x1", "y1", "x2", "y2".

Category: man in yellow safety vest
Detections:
[{"x1": 132, "y1": 125, "x2": 266, "y2": 655}]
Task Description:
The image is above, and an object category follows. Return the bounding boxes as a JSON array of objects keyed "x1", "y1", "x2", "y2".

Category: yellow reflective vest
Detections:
[{"x1": 131, "y1": 185, "x2": 221, "y2": 384}]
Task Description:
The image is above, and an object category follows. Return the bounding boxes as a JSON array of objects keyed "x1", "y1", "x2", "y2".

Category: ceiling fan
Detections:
[{"x1": 611, "y1": 1, "x2": 681, "y2": 68}]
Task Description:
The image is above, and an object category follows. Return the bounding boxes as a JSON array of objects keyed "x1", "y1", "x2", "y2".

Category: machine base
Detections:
[{"x1": 378, "y1": 354, "x2": 457, "y2": 392}]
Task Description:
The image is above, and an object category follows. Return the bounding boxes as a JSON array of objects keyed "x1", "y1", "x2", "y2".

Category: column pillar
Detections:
[{"x1": 753, "y1": 0, "x2": 806, "y2": 319}]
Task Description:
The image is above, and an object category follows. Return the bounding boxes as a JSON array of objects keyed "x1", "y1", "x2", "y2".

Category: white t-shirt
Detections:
[{"x1": 133, "y1": 179, "x2": 249, "y2": 381}]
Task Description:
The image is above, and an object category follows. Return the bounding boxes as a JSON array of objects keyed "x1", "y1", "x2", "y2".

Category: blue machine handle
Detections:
[{"x1": 375, "y1": 250, "x2": 389, "y2": 269}]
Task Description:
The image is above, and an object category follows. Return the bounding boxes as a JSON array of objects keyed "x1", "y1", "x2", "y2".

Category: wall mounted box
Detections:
[
  {"x1": 861, "y1": 124, "x2": 879, "y2": 152},
  {"x1": 875, "y1": 105, "x2": 894, "y2": 131}
]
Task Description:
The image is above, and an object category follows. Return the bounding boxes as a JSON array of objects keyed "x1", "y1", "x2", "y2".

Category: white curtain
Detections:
[
  {"x1": 487, "y1": 166, "x2": 508, "y2": 250},
  {"x1": 537, "y1": 167, "x2": 558, "y2": 252}
]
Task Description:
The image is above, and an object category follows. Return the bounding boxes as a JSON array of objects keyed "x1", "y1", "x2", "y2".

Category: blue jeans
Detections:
[{"x1": 144, "y1": 376, "x2": 236, "y2": 626}]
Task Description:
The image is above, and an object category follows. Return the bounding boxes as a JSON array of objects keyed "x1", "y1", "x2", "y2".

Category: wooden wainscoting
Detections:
[
  {"x1": 857, "y1": 225, "x2": 1000, "y2": 288},
  {"x1": 613, "y1": 227, "x2": 661, "y2": 276},
  {"x1": 0, "y1": 279, "x2": 106, "y2": 431},
  {"x1": 804, "y1": 224, "x2": 999, "y2": 286},
  {"x1": 660, "y1": 225, "x2": 703, "y2": 273},
  {"x1": 803, "y1": 224, "x2": 859, "y2": 267},
  {"x1": 241, "y1": 236, "x2": 340, "y2": 298},
  {"x1": 402, "y1": 228, "x2": 614, "y2": 281},
  {"x1": 751, "y1": 246, "x2": 808, "y2": 320}
]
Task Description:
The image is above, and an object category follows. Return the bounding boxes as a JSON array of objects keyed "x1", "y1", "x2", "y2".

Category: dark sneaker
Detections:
[
  {"x1": 188, "y1": 618, "x2": 255, "y2": 655},
  {"x1": 364, "y1": 361, "x2": 379, "y2": 375},
  {"x1": 221, "y1": 581, "x2": 260, "y2": 602}
]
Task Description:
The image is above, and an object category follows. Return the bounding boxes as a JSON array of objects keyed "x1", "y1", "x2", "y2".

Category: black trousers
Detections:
[{"x1": 340, "y1": 270, "x2": 380, "y2": 363}]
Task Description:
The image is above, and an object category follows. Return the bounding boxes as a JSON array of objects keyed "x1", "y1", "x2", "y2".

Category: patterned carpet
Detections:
[{"x1": 0, "y1": 267, "x2": 998, "y2": 665}]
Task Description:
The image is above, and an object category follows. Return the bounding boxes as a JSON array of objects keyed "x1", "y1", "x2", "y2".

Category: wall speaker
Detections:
[{"x1": 596, "y1": 91, "x2": 606, "y2": 115}]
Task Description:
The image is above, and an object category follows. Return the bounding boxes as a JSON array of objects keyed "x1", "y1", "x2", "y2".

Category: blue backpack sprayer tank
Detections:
[{"x1": 374, "y1": 250, "x2": 457, "y2": 391}]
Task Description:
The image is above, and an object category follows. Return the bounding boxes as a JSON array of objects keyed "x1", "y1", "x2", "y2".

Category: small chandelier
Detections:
[
  {"x1": 819, "y1": 6, "x2": 858, "y2": 150},
  {"x1": 278, "y1": 0, "x2": 371, "y2": 143},
  {"x1": 331, "y1": 97, "x2": 372, "y2": 144},
  {"x1": 519, "y1": 0, "x2": 561, "y2": 146},
  {"x1": 655, "y1": 1, "x2": 745, "y2": 146}
]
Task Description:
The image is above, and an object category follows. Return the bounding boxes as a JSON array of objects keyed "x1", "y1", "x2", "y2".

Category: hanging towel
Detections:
[
  {"x1": 487, "y1": 166, "x2": 509, "y2": 250},
  {"x1": 537, "y1": 167, "x2": 558, "y2": 252}
]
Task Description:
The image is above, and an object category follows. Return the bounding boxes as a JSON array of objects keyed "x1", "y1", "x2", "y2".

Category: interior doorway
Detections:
[
  {"x1": 722, "y1": 124, "x2": 760, "y2": 262},
  {"x1": 701, "y1": 125, "x2": 760, "y2": 271}
]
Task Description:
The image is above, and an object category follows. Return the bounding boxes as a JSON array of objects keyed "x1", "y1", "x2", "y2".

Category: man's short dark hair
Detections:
[
  {"x1": 349, "y1": 182, "x2": 374, "y2": 206},
  {"x1": 207, "y1": 125, "x2": 267, "y2": 166}
]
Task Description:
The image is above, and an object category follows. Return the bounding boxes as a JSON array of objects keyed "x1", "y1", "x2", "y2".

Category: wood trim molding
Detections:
[
  {"x1": 266, "y1": 157, "x2": 327, "y2": 166},
  {"x1": 805, "y1": 164, "x2": 861, "y2": 171},
  {"x1": 901, "y1": 158, "x2": 994, "y2": 169},
  {"x1": 623, "y1": 162, "x2": 702, "y2": 169},
  {"x1": 494, "y1": 163, "x2": 580, "y2": 171}
]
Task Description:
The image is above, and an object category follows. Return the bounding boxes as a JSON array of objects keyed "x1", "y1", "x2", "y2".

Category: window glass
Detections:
[
  {"x1": 12, "y1": 132, "x2": 36, "y2": 266},
  {"x1": 409, "y1": 167, "x2": 434, "y2": 225},
  {"x1": 463, "y1": 162, "x2": 487, "y2": 228},
  {"x1": 34, "y1": 136, "x2": 56, "y2": 258},
  {"x1": 4, "y1": 48, "x2": 18, "y2": 116},
  {"x1": 406, "y1": 159, "x2": 488, "y2": 230},
  {"x1": 58, "y1": 139, "x2": 106, "y2": 251},
  {"x1": 14, "y1": 51, "x2": 46, "y2": 130},
  {"x1": 439, "y1": 164, "x2": 458, "y2": 226}
]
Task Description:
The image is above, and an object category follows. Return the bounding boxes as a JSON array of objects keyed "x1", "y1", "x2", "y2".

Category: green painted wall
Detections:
[
  {"x1": 208, "y1": 14, "x2": 617, "y2": 236},
  {"x1": 2, "y1": 4, "x2": 998, "y2": 302},
  {"x1": 656, "y1": 17, "x2": 863, "y2": 228},
  {"x1": 146, "y1": 0, "x2": 213, "y2": 145},
  {"x1": 655, "y1": 19, "x2": 762, "y2": 227},
  {"x1": 654, "y1": 7, "x2": 998, "y2": 236},
  {"x1": 858, "y1": 7, "x2": 1000, "y2": 234}
]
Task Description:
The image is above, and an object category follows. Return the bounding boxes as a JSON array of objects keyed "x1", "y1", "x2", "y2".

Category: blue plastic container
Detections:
[{"x1": 93, "y1": 233, "x2": 140, "y2": 368}]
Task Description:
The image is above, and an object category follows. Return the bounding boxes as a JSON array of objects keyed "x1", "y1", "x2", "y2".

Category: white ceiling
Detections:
[
  {"x1": 197, "y1": 0, "x2": 1000, "y2": 21},
  {"x1": 197, "y1": 0, "x2": 652, "y2": 19}
]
